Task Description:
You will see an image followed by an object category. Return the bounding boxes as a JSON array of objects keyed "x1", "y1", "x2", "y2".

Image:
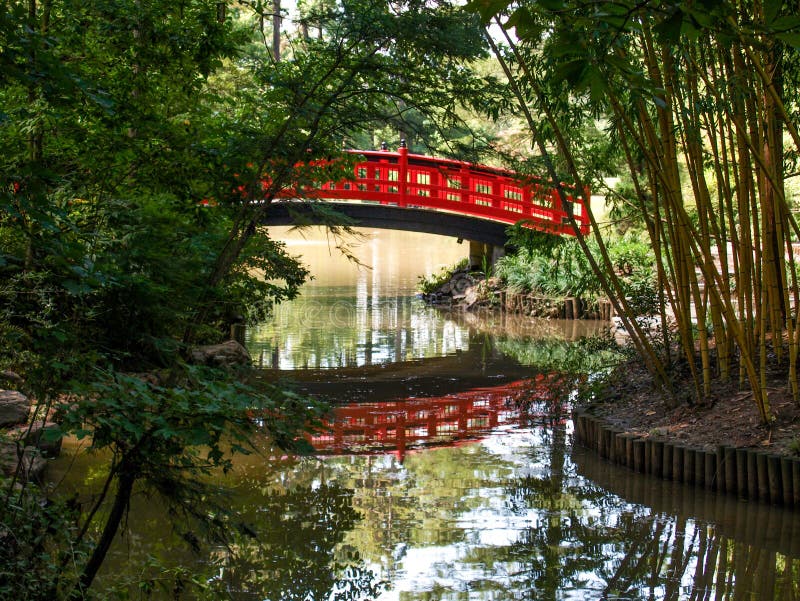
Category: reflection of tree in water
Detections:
[
  {"x1": 217, "y1": 420, "x2": 800, "y2": 601},
  {"x1": 493, "y1": 334, "x2": 623, "y2": 376},
  {"x1": 249, "y1": 292, "x2": 471, "y2": 369},
  {"x1": 211, "y1": 482, "x2": 386, "y2": 601},
  {"x1": 461, "y1": 424, "x2": 800, "y2": 601}
]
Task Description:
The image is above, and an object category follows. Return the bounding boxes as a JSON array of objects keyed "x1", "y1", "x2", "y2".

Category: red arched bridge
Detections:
[{"x1": 265, "y1": 143, "x2": 590, "y2": 247}]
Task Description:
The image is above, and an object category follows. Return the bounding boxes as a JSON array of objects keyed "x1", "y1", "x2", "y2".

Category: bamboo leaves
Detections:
[{"x1": 473, "y1": 0, "x2": 800, "y2": 423}]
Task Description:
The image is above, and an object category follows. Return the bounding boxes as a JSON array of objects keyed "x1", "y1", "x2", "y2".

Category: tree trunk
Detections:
[
  {"x1": 272, "y1": 0, "x2": 281, "y2": 62},
  {"x1": 75, "y1": 468, "x2": 136, "y2": 596}
]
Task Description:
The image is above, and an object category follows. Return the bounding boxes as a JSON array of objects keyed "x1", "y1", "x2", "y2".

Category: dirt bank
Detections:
[{"x1": 584, "y1": 360, "x2": 800, "y2": 458}]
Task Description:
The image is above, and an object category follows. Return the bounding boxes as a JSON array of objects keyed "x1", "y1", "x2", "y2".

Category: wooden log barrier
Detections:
[
  {"x1": 704, "y1": 450, "x2": 717, "y2": 491},
  {"x1": 736, "y1": 448, "x2": 749, "y2": 498},
  {"x1": 672, "y1": 445, "x2": 684, "y2": 483},
  {"x1": 571, "y1": 409, "x2": 800, "y2": 509},
  {"x1": 715, "y1": 446, "x2": 727, "y2": 492},
  {"x1": 632, "y1": 438, "x2": 645, "y2": 473},
  {"x1": 682, "y1": 447, "x2": 695, "y2": 486},
  {"x1": 747, "y1": 450, "x2": 759, "y2": 500},
  {"x1": 663, "y1": 443, "x2": 674, "y2": 480},
  {"x1": 793, "y1": 458, "x2": 800, "y2": 506},
  {"x1": 767, "y1": 454, "x2": 783, "y2": 504},
  {"x1": 756, "y1": 452, "x2": 770, "y2": 501},
  {"x1": 625, "y1": 435, "x2": 635, "y2": 470},
  {"x1": 693, "y1": 449, "x2": 705, "y2": 487},
  {"x1": 724, "y1": 446, "x2": 737, "y2": 495},
  {"x1": 564, "y1": 297, "x2": 574, "y2": 320},
  {"x1": 780, "y1": 457, "x2": 794, "y2": 506},
  {"x1": 651, "y1": 439, "x2": 664, "y2": 478},
  {"x1": 614, "y1": 432, "x2": 626, "y2": 465}
]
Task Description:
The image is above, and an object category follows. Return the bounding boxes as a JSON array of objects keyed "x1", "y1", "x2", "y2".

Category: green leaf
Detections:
[
  {"x1": 764, "y1": 0, "x2": 781, "y2": 25},
  {"x1": 587, "y1": 67, "x2": 607, "y2": 104},
  {"x1": 683, "y1": 5, "x2": 717, "y2": 29},
  {"x1": 62, "y1": 279, "x2": 91, "y2": 296},
  {"x1": 41, "y1": 426, "x2": 64, "y2": 442},
  {"x1": 465, "y1": 0, "x2": 512, "y2": 23},
  {"x1": 776, "y1": 31, "x2": 800, "y2": 47},
  {"x1": 49, "y1": 329, "x2": 68, "y2": 343},
  {"x1": 537, "y1": 0, "x2": 564, "y2": 10},
  {"x1": 653, "y1": 8, "x2": 683, "y2": 44},
  {"x1": 505, "y1": 7, "x2": 544, "y2": 40},
  {"x1": 770, "y1": 15, "x2": 800, "y2": 31},
  {"x1": 552, "y1": 58, "x2": 589, "y2": 88}
]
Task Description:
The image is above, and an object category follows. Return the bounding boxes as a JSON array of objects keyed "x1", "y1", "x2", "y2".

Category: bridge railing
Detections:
[{"x1": 277, "y1": 145, "x2": 590, "y2": 236}]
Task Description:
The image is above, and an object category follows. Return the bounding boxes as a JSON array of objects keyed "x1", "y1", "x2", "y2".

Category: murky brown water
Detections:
[{"x1": 49, "y1": 227, "x2": 800, "y2": 600}]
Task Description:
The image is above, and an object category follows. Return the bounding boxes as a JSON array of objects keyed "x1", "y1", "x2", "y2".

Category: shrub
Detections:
[{"x1": 417, "y1": 258, "x2": 469, "y2": 294}]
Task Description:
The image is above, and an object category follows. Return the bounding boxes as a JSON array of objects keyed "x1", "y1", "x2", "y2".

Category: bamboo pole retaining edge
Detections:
[{"x1": 571, "y1": 409, "x2": 800, "y2": 508}]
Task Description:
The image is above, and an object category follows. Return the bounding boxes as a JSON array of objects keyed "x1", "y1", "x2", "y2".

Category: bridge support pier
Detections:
[{"x1": 468, "y1": 241, "x2": 505, "y2": 271}]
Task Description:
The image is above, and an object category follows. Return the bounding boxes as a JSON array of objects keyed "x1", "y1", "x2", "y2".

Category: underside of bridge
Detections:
[{"x1": 262, "y1": 201, "x2": 509, "y2": 266}]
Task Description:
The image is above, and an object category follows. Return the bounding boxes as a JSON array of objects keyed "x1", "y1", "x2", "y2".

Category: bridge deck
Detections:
[{"x1": 275, "y1": 146, "x2": 590, "y2": 237}]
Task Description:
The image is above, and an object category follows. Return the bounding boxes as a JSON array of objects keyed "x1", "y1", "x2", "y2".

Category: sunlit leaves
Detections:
[
  {"x1": 504, "y1": 6, "x2": 545, "y2": 40},
  {"x1": 465, "y1": 0, "x2": 514, "y2": 24},
  {"x1": 59, "y1": 365, "x2": 328, "y2": 473}
]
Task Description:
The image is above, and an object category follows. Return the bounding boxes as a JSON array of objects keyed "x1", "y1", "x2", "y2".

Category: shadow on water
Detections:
[
  {"x1": 51, "y1": 438, "x2": 389, "y2": 601},
  {"x1": 255, "y1": 320, "x2": 609, "y2": 404},
  {"x1": 205, "y1": 481, "x2": 386, "y2": 601},
  {"x1": 256, "y1": 333, "x2": 542, "y2": 402}
]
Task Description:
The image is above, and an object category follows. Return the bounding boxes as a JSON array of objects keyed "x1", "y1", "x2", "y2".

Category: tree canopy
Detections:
[{"x1": 0, "y1": 0, "x2": 499, "y2": 597}]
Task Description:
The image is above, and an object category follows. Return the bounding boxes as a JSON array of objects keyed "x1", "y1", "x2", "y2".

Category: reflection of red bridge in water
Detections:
[{"x1": 309, "y1": 375, "x2": 565, "y2": 460}]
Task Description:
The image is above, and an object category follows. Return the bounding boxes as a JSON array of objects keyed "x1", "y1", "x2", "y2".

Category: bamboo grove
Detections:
[{"x1": 470, "y1": 0, "x2": 800, "y2": 424}]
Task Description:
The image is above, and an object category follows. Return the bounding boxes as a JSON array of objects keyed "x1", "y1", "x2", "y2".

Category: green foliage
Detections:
[
  {"x1": 496, "y1": 232, "x2": 656, "y2": 313},
  {"x1": 59, "y1": 366, "x2": 325, "y2": 465},
  {"x1": 0, "y1": 481, "x2": 88, "y2": 601},
  {"x1": 0, "y1": 364, "x2": 330, "y2": 600},
  {"x1": 1, "y1": 0, "x2": 500, "y2": 373},
  {"x1": 0, "y1": 360, "x2": 338, "y2": 600},
  {"x1": 0, "y1": 0, "x2": 504, "y2": 597},
  {"x1": 621, "y1": 275, "x2": 659, "y2": 316},
  {"x1": 505, "y1": 222, "x2": 565, "y2": 256},
  {"x1": 203, "y1": 482, "x2": 387, "y2": 600},
  {"x1": 417, "y1": 258, "x2": 469, "y2": 294},
  {"x1": 606, "y1": 233, "x2": 653, "y2": 275},
  {"x1": 493, "y1": 247, "x2": 550, "y2": 295},
  {"x1": 495, "y1": 240, "x2": 600, "y2": 299}
]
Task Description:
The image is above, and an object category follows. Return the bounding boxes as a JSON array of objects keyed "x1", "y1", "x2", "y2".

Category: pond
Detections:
[{"x1": 49, "y1": 227, "x2": 800, "y2": 600}]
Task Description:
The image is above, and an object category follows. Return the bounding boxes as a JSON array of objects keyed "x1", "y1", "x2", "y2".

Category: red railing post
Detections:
[
  {"x1": 430, "y1": 164, "x2": 441, "y2": 200},
  {"x1": 460, "y1": 164, "x2": 471, "y2": 207},
  {"x1": 523, "y1": 183, "x2": 533, "y2": 219},
  {"x1": 398, "y1": 139, "x2": 408, "y2": 207}
]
